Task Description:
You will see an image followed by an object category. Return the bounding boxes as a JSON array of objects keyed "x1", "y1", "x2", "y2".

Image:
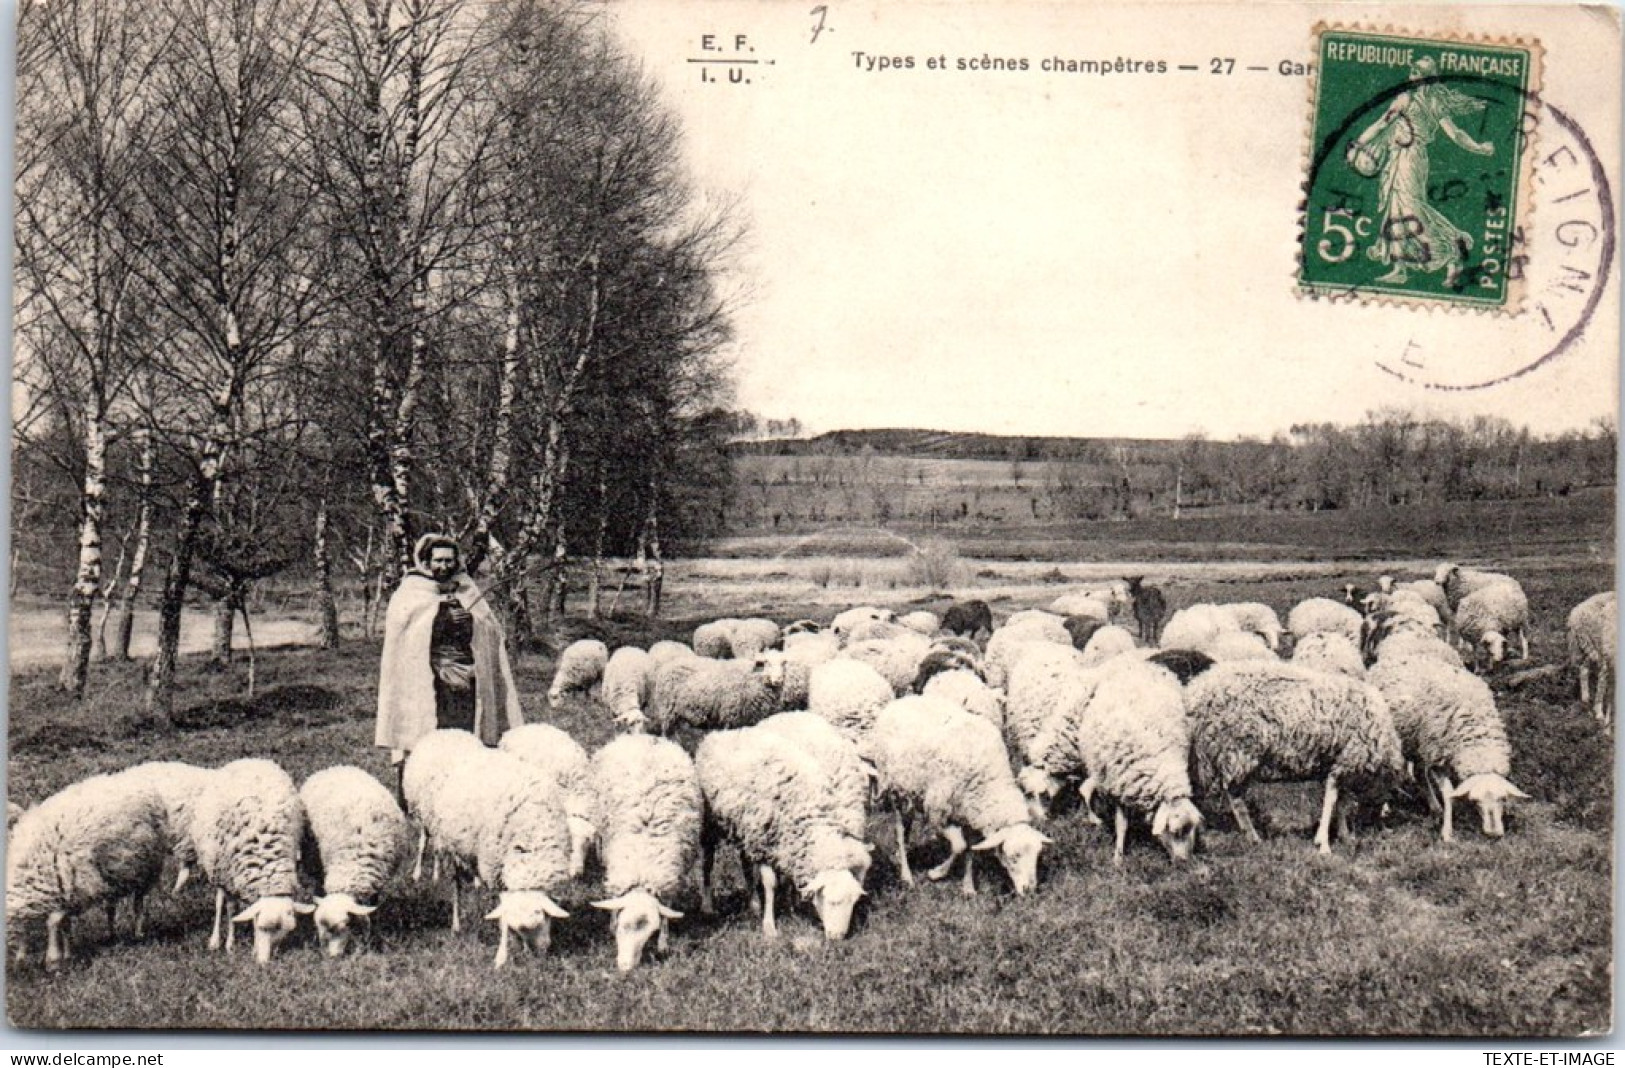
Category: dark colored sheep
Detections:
[
  {"x1": 1146, "y1": 649, "x2": 1216, "y2": 684},
  {"x1": 1062, "y1": 615, "x2": 1105, "y2": 651},
  {"x1": 941, "y1": 600, "x2": 993, "y2": 640},
  {"x1": 910, "y1": 647, "x2": 980, "y2": 694}
]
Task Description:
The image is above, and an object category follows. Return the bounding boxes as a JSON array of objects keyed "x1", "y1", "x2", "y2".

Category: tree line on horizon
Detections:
[{"x1": 11, "y1": 0, "x2": 740, "y2": 715}]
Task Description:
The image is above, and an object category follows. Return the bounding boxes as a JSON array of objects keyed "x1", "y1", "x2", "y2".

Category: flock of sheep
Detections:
[{"x1": 6, "y1": 562, "x2": 1615, "y2": 975}]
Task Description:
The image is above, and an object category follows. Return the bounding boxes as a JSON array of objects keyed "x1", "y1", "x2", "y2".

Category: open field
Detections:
[{"x1": 5, "y1": 498, "x2": 1615, "y2": 1035}]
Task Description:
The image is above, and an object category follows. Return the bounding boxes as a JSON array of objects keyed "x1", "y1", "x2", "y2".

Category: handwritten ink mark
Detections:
[{"x1": 810, "y1": 5, "x2": 829, "y2": 44}]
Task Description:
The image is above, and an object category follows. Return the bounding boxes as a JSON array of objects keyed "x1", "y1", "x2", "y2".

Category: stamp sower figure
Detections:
[
  {"x1": 1347, "y1": 55, "x2": 1494, "y2": 288},
  {"x1": 376, "y1": 534, "x2": 524, "y2": 795}
]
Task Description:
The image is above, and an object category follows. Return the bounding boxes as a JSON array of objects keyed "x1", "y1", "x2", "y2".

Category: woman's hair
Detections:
[{"x1": 413, "y1": 532, "x2": 460, "y2": 571}]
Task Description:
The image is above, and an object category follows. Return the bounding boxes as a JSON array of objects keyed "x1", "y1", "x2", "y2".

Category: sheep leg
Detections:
[
  {"x1": 657, "y1": 915, "x2": 670, "y2": 954},
  {"x1": 1519, "y1": 630, "x2": 1529, "y2": 661},
  {"x1": 1079, "y1": 776, "x2": 1103, "y2": 826},
  {"x1": 1227, "y1": 791, "x2": 1262, "y2": 843},
  {"x1": 450, "y1": 874, "x2": 462, "y2": 934},
  {"x1": 104, "y1": 901, "x2": 118, "y2": 941},
  {"x1": 927, "y1": 826, "x2": 966, "y2": 881},
  {"x1": 492, "y1": 922, "x2": 511, "y2": 970},
  {"x1": 1433, "y1": 769, "x2": 1456, "y2": 843},
  {"x1": 741, "y1": 847, "x2": 761, "y2": 916},
  {"x1": 893, "y1": 810, "x2": 915, "y2": 886},
  {"x1": 45, "y1": 912, "x2": 65, "y2": 968},
  {"x1": 412, "y1": 828, "x2": 427, "y2": 882},
  {"x1": 699, "y1": 827, "x2": 718, "y2": 915},
  {"x1": 208, "y1": 888, "x2": 226, "y2": 952},
  {"x1": 1579, "y1": 662, "x2": 1592, "y2": 705},
  {"x1": 225, "y1": 899, "x2": 237, "y2": 953},
  {"x1": 1314, "y1": 774, "x2": 1340, "y2": 854},
  {"x1": 1113, "y1": 805, "x2": 1130, "y2": 866},
  {"x1": 132, "y1": 891, "x2": 148, "y2": 940},
  {"x1": 961, "y1": 846, "x2": 976, "y2": 897},
  {"x1": 758, "y1": 865, "x2": 779, "y2": 939}
]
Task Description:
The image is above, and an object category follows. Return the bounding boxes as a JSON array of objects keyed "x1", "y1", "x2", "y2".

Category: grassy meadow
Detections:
[{"x1": 3, "y1": 497, "x2": 1615, "y2": 1035}]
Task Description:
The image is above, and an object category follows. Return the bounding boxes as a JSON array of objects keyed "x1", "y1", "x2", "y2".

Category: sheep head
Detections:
[
  {"x1": 804, "y1": 867, "x2": 866, "y2": 941},
  {"x1": 592, "y1": 889, "x2": 681, "y2": 971},
  {"x1": 485, "y1": 890, "x2": 569, "y2": 968},
  {"x1": 232, "y1": 896, "x2": 314, "y2": 964},
  {"x1": 972, "y1": 823, "x2": 1052, "y2": 895},
  {"x1": 1450, "y1": 773, "x2": 1529, "y2": 838},
  {"x1": 751, "y1": 650, "x2": 788, "y2": 692},
  {"x1": 312, "y1": 893, "x2": 376, "y2": 958},
  {"x1": 1151, "y1": 798, "x2": 1203, "y2": 863},
  {"x1": 1015, "y1": 766, "x2": 1062, "y2": 822},
  {"x1": 1477, "y1": 631, "x2": 1508, "y2": 671}
]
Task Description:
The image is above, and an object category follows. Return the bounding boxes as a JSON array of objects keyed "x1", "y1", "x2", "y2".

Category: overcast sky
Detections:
[{"x1": 606, "y1": 1, "x2": 1621, "y2": 441}]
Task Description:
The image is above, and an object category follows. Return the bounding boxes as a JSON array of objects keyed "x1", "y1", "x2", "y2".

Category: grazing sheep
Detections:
[
  {"x1": 830, "y1": 606, "x2": 896, "y2": 643},
  {"x1": 499, "y1": 723, "x2": 599, "y2": 878},
  {"x1": 1184, "y1": 661, "x2": 1405, "y2": 854},
  {"x1": 548, "y1": 639, "x2": 610, "y2": 702},
  {"x1": 110, "y1": 761, "x2": 217, "y2": 893},
  {"x1": 1286, "y1": 598, "x2": 1364, "y2": 646},
  {"x1": 921, "y1": 668, "x2": 1005, "y2": 728},
  {"x1": 728, "y1": 618, "x2": 784, "y2": 659},
  {"x1": 589, "y1": 735, "x2": 702, "y2": 971},
  {"x1": 402, "y1": 734, "x2": 573, "y2": 968},
  {"x1": 602, "y1": 646, "x2": 657, "y2": 733},
  {"x1": 1147, "y1": 648, "x2": 1217, "y2": 683},
  {"x1": 6, "y1": 774, "x2": 168, "y2": 966},
  {"x1": 1220, "y1": 603, "x2": 1284, "y2": 651},
  {"x1": 910, "y1": 644, "x2": 981, "y2": 693},
  {"x1": 1568, "y1": 591, "x2": 1617, "y2": 725},
  {"x1": 299, "y1": 766, "x2": 412, "y2": 958},
  {"x1": 1126, "y1": 577, "x2": 1168, "y2": 644},
  {"x1": 1455, "y1": 582, "x2": 1531, "y2": 671},
  {"x1": 783, "y1": 629, "x2": 841, "y2": 666},
  {"x1": 985, "y1": 616, "x2": 1072, "y2": 689},
  {"x1": 941, "y1": 599, "x2": 994, "y2": 640},
  {"x1": 840, "y1": 632, "x2": 934, "y2": 696},
  {"x1": 1080, "y1": 624, "x2": 1138, "y2": 667},
  {"x1": 692, "y1": 619, "x2": 740, "y2": 659},
  {"x1": 647, "y1": 656, "x2": 784, "y2": 737},
  {"x1": 190, "y1": 759, "x2": 311, "y2": 963},
  {"x1": 1372, "y1": 629, "x2": 1466, "y2": 669},
  {"x1": 1368, "y1": 657, "x2": 1528, "y2": 840},
  {"x1": 1290, "y1": 632, "x2": 1366, "y2": 679},
  {"x1": 864, "y1": 696, "x2": 1052, "y2": 896},
  {"x1": 758, "y1": 712, "x2": 872, "y2": 841},
  {"x1": 398, "y1": 728, "x2": 487, "y2": 881},
  {"x1": 1003, "y1": 609, "x2": 1070, "y2": 633},
  {"x1": 807, "y1": 658, "x2": 896, "y2": 741},
  {"x1": 1435, "y1": 564, "x2": 1524, "y2": 613},
  {"x1": 845, "y1": 618, "x2": 919, "y2": 644},
  {"x1": 1381, "y1": 578, "x2": 1455, "y2": 629},
  {"x1": 1203, "y1": 630, "x2": 1278, "y2": 663},
  {"x1": 1049, "y1": 590, "x2": 1112, "y2": 623},
  {"x1": 1063, "y1": 615, "x2": 1106, "y2": 651},
  {"x1": 695, "y1": 726, "x2": 872, "y2": 941},
  {"x1": 1004, "y1": 642, "x2": 1093, "y2": 811},
  {"x1": 1070, "y1": 660, "x2": 1203, "y2": 863},
  {"x1": 1159, "y1": 604, "x2": 1242, "y2": 653},
  {"x1": 899, "y1": 610, "x2": 941, "y2": 636},
  {"x1": 649, "y1": 640, "x2": 696, "y2": 665}
]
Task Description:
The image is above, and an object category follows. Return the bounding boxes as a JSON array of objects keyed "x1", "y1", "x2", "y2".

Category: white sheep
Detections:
[
  {"x1": 1159, "y1": 604, "x2": 1243, "y2": 652},
  {"x1": 647, "y1": 655, "x2": 784, "y2": 737},
  {"x1": 1290, "y1": 632, "x2": 1366, "y2": 679},
  {"x1": 692, "y1": 618, "x2": 740, "y2": 658},
  {"x1": 1379, "y1": 576, "x2": 1454, "y2": 628},
  {"x1": 1373, "y1": 629, "x2": 1466, "y2": 669},
  {"x1": 1455, "y1": 582, "x2": 1531, "y2": 671},
  {"x1": 1435, "y1": 563, "x2": 1524, "y2": 612},
  {"x1": 298, "y1": 766, "x2": 412, "y2": 957},
  {"x1": 844, "y1": 618, "x2": 918, "y2": 644},
  {"x1": 695, "y1": 725, "x2": 872, "y2": 940},
  {"x1": 1184, "y1": 661, "x2": 1405, "y2": 854},
  {"x1": 1286, "y1": 597, "x2": 1364, "y2": 646},
  {"x1": 6, "y1": 773, "x2": 168, "y2": 966},
  {"x1": 1049, "y1": 591, "x2": 1112, "y2": 623},
  {"x1": 649, "y1": 640, "x2": 697, "y2": 665},
  {"x1": 548, "y1": 639, "x2": 609, "y2": 702},
  {"x1": 806, "y1": 657, "x2": 896, "y2": 741},
  {"x1": 984, "y1": 617, "x2": 1072, "y2": 689},
  {"x1": 757, "y1": 711, "x2": 872, "y2": 842},
  {"x1": 1068, "y1": 660, "x2": 1203, "y2": 864},
  {"x1": 189, "y1": 759, "x2": 312, "y2": 963},
  {"x1": 110, "y1": 760, "x2": 217, "y2": 893},
  {"x1": 589, "y1": 735, "x2": 702, "y2": 971},
  {"x1": 728, "y1": 617, "x2": 784, "y2": 659},
  {"x1": 921, "y1": 668, "x2": 1005, "y2": 728},
  {"x1": 1220, "y1": 603, "x2": 1284, "y2": 651},
  {"x1": 1202, "y1": 630, "x2": 1278, "y2": 663},
  {"x1": 783, "y1": 629, "x2": 841, "y2": 666},
  {"x1": 863, "y1": 695, "x2": 1052, "y2": 896},
  {"x1": 1079, "y1": 624, "x2": 1139, "y2": 668},
  {"x1": 830, "y1": 606, "x2": 896, "y2": 643},
  {"x1": 1367, "y1": 656, "x2": 1528, "y2": 840},
  {"x1": 840, "y1": 632, "x2": 933, "y2": 695},
  {"x1": 402, "y1": 734, "x2": 573, "y2": 968},
  {"x1": 1568, "y1": 591, "x2": 1617, "y2": 725},
  {"x1": 1003, "y1": 642, "x2": 1093, "y2": 814},
  {"x1": 499, "y1": 723, "x2": 599, "y2": 878},
  {"x1": 399, "y1": 728, "x2": 487, "y2": 881},
  {"x1": 899, "y1": 610, "x2": 941, "y2": 635},
  {"x1": 602, "y1": 645, "x2": 657, "y2": 733}
]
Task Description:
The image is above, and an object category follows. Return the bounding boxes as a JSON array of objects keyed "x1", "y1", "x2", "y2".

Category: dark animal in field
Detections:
[
  {"x1": 1146, "y1": 649, "x2": 1215, "y2": 684},
  {"x1": 941, "y1": 600, "x2": 993, "y2": 640},
  {"x1": 1342, "y1": 584, "x2": 1370, "y2": 611},
  {"x1": 1125, "y1": 577, "x2": 1167, "y2": 644},
  {"x1": 783, "y1": 619, "x2": 823, "y2": 636},
  {"x1": 910, "y1": 647, "x2": 982, "y2": 694},
  {"x1": 1062, "y1": 616, "x2": 1104, "y2": 651}
]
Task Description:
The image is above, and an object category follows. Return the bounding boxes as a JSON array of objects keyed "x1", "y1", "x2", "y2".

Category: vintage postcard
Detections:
[{"x1": 3, "y1": 0, "x2": 1619, "y2": 1041}]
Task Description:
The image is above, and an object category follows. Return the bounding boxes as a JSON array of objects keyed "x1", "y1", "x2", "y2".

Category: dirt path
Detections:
[{"x1": 7, "y1": 606, "x2": 318, "y2": 672}]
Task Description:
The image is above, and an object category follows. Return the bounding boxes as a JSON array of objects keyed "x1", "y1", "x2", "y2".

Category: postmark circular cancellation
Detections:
[{"x1": 1296, "y1": 25, "x2": 1615, "y2": 391}]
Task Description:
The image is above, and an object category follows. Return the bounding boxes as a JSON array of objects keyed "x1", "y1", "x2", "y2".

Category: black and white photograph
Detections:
[{"x1": 2, "y1": 0, "x2": 1620, "y2": 1038}]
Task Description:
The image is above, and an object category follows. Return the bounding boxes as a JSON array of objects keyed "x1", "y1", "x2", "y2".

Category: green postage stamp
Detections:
[{"x1": 1299, "y1": 27, "x2": 1542, "y2": 309}]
